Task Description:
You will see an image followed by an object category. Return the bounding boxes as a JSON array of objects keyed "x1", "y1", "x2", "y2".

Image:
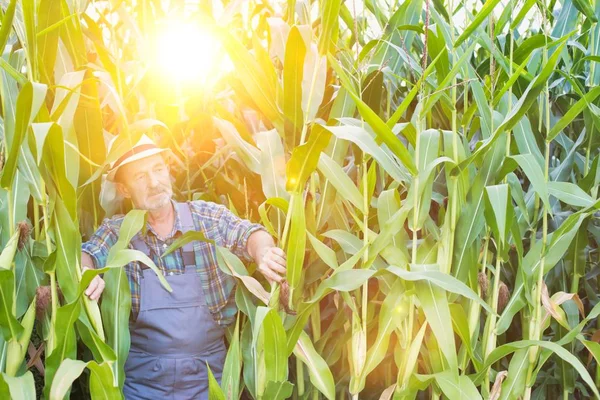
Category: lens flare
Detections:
[{"x1": 153, "y1": 20, "x2": 225, "y2": 84}]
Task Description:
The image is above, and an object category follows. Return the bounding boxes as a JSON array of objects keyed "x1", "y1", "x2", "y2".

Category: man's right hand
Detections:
[{"x1": 83, "y1": 266, "x2": 105, "y2": 301}]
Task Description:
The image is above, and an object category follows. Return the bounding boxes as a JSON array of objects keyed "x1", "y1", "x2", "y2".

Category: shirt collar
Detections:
[{"x1": 144, "y1": 199, "x2": 183, "y2": 240}]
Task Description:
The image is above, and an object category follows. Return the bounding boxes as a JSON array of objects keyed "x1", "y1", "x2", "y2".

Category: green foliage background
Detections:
[{"x1": 0, "y1": 0, "x2": 599, "y2": 399}]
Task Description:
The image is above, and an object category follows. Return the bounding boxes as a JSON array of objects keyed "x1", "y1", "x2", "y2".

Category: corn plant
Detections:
[{"x1": 0, "y1": 0, "x2": 599, "y2": 399}]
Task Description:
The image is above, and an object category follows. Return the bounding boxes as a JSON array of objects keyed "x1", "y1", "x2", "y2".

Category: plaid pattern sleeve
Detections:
[
  {"x1": 82, "y1": 215, "x2": 141, "y2": 318},
  {"x1": 190, "y1": 201, "x2": 266, "y2": 263},
  {"x1": 81, "y1": 220, "x2": 119, "y2": 269}
]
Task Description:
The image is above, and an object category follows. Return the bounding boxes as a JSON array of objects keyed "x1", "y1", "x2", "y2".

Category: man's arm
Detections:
[
  {"x1": 199, "y1": 202, "x2": 287, "y2": 284},
  {"x1": 246, "y1": 230, "x2": 286, "y2": 284},
  {"x1": 81, "y1": 221, "x2": 118, "y2": 300}
]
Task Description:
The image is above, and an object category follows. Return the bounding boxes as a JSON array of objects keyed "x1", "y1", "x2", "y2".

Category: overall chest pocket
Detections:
[{"x1": 139, "y1": 268, "x2": 205, "y2": 312}]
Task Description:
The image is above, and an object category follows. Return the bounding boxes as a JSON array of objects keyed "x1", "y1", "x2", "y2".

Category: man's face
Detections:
[{"x1": 115, "y1": 154, "x2": 173, "y2": 211}]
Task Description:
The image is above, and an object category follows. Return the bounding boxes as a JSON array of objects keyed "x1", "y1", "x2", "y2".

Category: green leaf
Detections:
[
  {"x1": 253, "y1": 307, "x2": 288, "y2": 395},
  {"x1": 75, "y1": 319, "x2": 116, "y2": 363},
  {"x1": 386, "y1": 265, "x2": 494, "y2": 313},
  {"x1": 286, "y1": 124, "x2": 331, "y2": 192},
  {"x1": 512, "y1": 154, "x2": 550, "y2": 211},
  {"x1": 413, "y1": 266, "x2": 457, "y2": 371},
  {"x1": 294, "y1": 331, "x2": 335, "y2": 400},
  {"x1": 100, "y1": 267, "x2": 130, "y2": 388},
  {"x1": 49, "y1": 359, "x2": 119, "y2": 400},
  {"x1": 308, "y1": 269, "x2": 377, "y2": 303},
  {"x1": 216, "y1": 247, "x2": 270, "y2": 306},
  {"x1": 214, "y1": 117, "x2": 262, "y2": 174},
  {"x1": 423, "y1": 42, "x2": 478, "y2": 117},
  {"x1": 88, "y1": 360, "x2": 122, "y2": 399},
  {"x1": 317, "y1": 153, "x2": 365, "y2": 213},
  {"x1": 0, "y1": 0, "x2": 17, "y2": 55},
  {"x1": 452, "y1": 135, "x2": 506, "y2": 281},
  {"x1": 44, "y1": 300, "x2": 81, "y2": 399},
  {"x1": 321, "y1": 230, "x2": 362, "y2": 254},
  {"x1": 362, "y1": 279, "x2": 408, "y2": 379},
  {"x1": 346, "y1": 90, "x2": 417, "y2": 175},
  {"x1": 1, "y1": 82, "x2": 47, "y2": 189},
  {"x1": 163, "y1": 230, "x2": 213, "y2": 258},
  {"x1": 0, "y1": 269, "x2": 24, "y2": 341},
  {"x1": 262, "y1": 380, "x2": 294, "y2": 400},
  {"x1": 51, "y1": 199, "x2": 81, "y2": 304},
  {"x1": 21, "y1": 0, "x2": 37, "y2": 71},
  {"x1": 397, "y1": 321, "x2": 428, "y2": 387},
  {"x1": 376, "y1": 189, "x2": 403, "y2": 245},
  {"x1": 48, "y1": 359, "x2": 86, "y2": 400},
  {"x1": 286, "y1": 192, "x2": 306, "y2": 291},
  {"x1": 221, "y1": 316, "x2": 241, "y2": 400},
  {"x1": 208, "y1": 363, "x2": 226, "y2": 400},
  {"x1": 410, "y1": 129, "x2": 441, "y2": 229},
  {"x1": 322, "y1": 124, "x2": 411, "y2": 182},
  {"x1": 547, "y1": 86, "x2": 600, "y2": 142},
  {"x1": 5, "y1": 296, "x2": 36, "y2": 375},
  {"x1": 547, "y1": 181, "x2": 595, "y2": 208},
  {"x1": 0, "y1": 229, "x2": 20, "y2": 270},
  {"x1": 498, "y1": 212, "x2": 589, "y2": 334},
  {"x1": 454, "y1": 0, "x2": 502, "y2": 47},
  {"x1": 220, "y1": 29, "x2": 283, "y2": 128},
  {"x1": 318, "y1": 0, "x2": 342, "y2": 54},
  {"x1": 571, "y1": 0, "x2": 598, "y2": 22},
  {"x1": 474, "y1": 340, "x2": 600, "y2": 398},
  {"x1": 449, "y1": 303, "x2": 480, "y2": 370},
  {"x1": 456, "y1": 38, "x2": 568, "y2": 170},
  {"x1": 257, "y1": 129, "x2": 289, "y2": 201},
  {"x1": 499, "y1": 349, "x2": 529, "y2": 400},
  {"x1": 55, "y1": 0, "x2": 84, "y2": 68},
  {"x1": 306, "y1": 232, "x2": 338, "y2": 269},
  {"x1": 301, "y1": 36, "x2": 327, "y2": 124},
  {"x1": 106, "y1": 249, "x2": 171, "y2": 292},
  {"x1": 0, "y1": 372, "x2": 36, "y2": 400},
  {"x1": 484, "y1": 184, "x2": 513, "y2": 252},
  {"x1": 111, "y1": 209, "x2": 147, "y2": 253},
  {"x1": 41, "y1": 123, "x2": 77, "y2": 219},
  {"x1": 435, "y1": 371, "x2": 482, "y2": 400}
]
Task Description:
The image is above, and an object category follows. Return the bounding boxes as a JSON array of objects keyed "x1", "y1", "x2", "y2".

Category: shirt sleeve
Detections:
[
  {"x1": 81, "y1": 220, "x2": 119, "y2": 269},
  {"x1": 217, "y1": 206, "x2": 266, "y2": 263},
  {"x1": 194, "y1": 201, "x2": 266, "y2": 263}
]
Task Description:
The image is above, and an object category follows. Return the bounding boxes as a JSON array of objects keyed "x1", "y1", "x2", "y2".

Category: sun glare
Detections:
[{"x1": 154, "y1": 20, "x2": 224, "y2": 84}]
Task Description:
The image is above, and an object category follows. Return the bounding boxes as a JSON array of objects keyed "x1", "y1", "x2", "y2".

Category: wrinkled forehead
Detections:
[{"x1": 119, "y1": 153, "x2": 168, "y2": 177}]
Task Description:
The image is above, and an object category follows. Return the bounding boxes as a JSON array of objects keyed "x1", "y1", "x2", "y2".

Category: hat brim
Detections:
[{"x1": 106, "y1": 148, "x2": 172, "y2": 182}]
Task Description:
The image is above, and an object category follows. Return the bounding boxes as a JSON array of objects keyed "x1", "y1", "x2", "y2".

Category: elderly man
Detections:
[{"x1": 81, "y1": 135, "x2": 286, "y2": 399}]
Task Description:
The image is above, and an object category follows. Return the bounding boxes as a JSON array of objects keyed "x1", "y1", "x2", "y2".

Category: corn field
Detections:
[{"x1": 0, "y1": 0, "x2": 599, "y2": 398}]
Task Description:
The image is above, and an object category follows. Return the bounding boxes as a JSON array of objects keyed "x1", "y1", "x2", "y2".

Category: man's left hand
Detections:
[{"x1": 256, "y1": 246, "x2": 287, "y2": 284}]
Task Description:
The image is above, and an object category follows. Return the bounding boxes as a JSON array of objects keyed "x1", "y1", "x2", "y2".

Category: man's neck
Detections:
[{"x1": 147, "y1": 201, "x2": 175, "y2": 234}]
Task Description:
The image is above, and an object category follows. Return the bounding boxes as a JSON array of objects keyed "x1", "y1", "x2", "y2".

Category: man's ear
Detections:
[{"x1": 115, "y1": 182, "x2": 131, "y2": 199}]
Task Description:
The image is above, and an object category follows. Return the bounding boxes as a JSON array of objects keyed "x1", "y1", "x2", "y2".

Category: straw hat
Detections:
[{"x1": 106, "y1": 134, "x2": 171, "y2": 182}]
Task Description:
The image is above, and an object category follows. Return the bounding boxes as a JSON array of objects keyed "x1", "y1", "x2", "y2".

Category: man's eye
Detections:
[{"x1": 135, "y1": 174, "x2": 145, "y2": 181}]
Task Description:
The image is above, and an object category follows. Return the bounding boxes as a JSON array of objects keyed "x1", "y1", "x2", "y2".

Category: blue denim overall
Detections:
[{"x1": 123, "y1": 203, "x2": 227, "y2": 400}]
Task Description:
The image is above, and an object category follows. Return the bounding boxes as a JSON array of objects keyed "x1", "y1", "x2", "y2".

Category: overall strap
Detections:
[
  {"x1": 176, "y1": 202, "x2": 197, "y2": 267},
  {"x1": 130, "y1": 235, "x2": 152, "y2": 270}
]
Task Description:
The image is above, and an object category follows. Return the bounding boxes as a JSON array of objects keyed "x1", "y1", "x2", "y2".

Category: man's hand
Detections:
[
  {"x1": 83, "y1": 266, "x2": 105, "y2": 301},
  {"x1": 247, "y1": 230, "x2": 287, "y2": 284},
  {"x1": 256, "y1": 246, "x2": 287, "y2": 284}
]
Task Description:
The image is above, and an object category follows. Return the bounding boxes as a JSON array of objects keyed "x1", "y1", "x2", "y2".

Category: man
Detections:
[{"x1": 81, "y1": 135, "x2": 286, "y2": 399}]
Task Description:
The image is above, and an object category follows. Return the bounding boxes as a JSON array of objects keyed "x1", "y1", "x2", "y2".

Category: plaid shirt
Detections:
[{"x1": 82, "y1": 200, "x2": 265, "y2": 326}]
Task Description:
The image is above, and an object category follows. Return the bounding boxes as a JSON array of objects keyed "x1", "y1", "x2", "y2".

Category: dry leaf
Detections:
[
  {"x1": 490, "y1": 371, "x2": 508, "y2": 400},
  {"x1": 478, "y1": 272, "x2": 489, "y2": 299},
  {"x1": 379, "y1": 384, "x2": 397, "y2": 400}
]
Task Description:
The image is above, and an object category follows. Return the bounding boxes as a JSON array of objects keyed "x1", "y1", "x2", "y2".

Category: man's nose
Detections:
[{"x1": 148, "y1": 172, "x2": 160, "y2": 187}]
